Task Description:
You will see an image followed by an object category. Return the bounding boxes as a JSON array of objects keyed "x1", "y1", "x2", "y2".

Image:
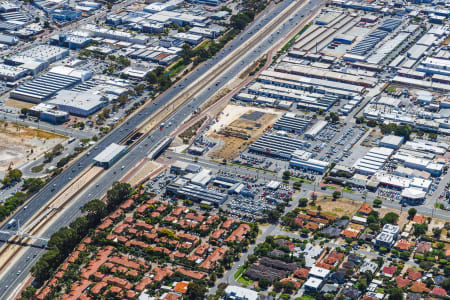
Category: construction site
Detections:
[
  {"x1": 0, "y1": 121, "x2": 66, "y2": 173},
  {"x1": 207, "y1": 104, "x2": 281, "y2": 161}
]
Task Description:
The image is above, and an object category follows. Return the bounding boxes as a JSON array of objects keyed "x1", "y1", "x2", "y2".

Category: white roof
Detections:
[
  {"x1": 309, "y1": 266, "x2": 330, "y2": 279},
  {"x1": 224, "y1": 286, "x2": 258, "y2": 300},
  {"x1": 49, "y1": 90, "x2": 104, "y2": 111},
  {"x1": 304, "y1": 277, "x2": 323, "y2": 288},
  {"x1": 267, "y1": 180, "x2": 280, "y2": 189},
  {"x1": 401, "y1": 187, "x2": 426, "y2": 199},
  {"x1": 380, "y1": 135, "x2": 404, "y2": 147},
  {"x1": 352, "y1": 215, "x2": 367, "y2": 223},
  {"x1": 93, "y1": 143, "x2": 126, "y2": 163}
]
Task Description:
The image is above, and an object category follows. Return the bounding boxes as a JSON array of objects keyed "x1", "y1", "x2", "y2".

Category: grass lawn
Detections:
[
  {"x1": 168, "y1": 59, "x2": 187, "y2": 77},
  {"x1": 31, "y1": 164, "x2": 45, "y2": 173},
  {"x1": 227, "y1": 162, "x2": 276, "y2": 174},
  {"x1": 326, "y1": 185, "x2": 337, "y2": 190},
  {"x1": 234, "y1": 265, "x2": 246, "y2": 280},
  {"x1": 237, "y1": 275, "x2": 253, "y2": 285},
  {"x1": 290, "y1": 176, "x2": 313, "y2": 184}
]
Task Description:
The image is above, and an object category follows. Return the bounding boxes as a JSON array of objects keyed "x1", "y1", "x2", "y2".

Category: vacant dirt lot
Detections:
[
  {"x1": 379, "y1": 207, "x2": 409, "y2": 228},
  {"x1": 0, "y1": 122, "x2": 66, "y2": 172},
  {"x1": 309, "y1": 196, "x2": 361, "y2": 218},
  {"x1": 207, "y1": 104, "x2": 282, "y2": 161}
]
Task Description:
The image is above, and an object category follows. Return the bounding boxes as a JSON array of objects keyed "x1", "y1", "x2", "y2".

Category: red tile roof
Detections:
[
  {"x1": 222, "y1": 218, "x2": 236, "y2": 229},
  {"x1": 173, "y1": 281, "x2": 189, "y2": 294},
  {"x1": 135, "y1": 277, "x2": 152, "y2": 292},
  {"x1": 395, "y1": 276, "x2": 411, "y2": 288},
  {"x1": 323, "y1": 251, "x2": 344, "y2": 265},
  {"x1": 200, "y1": 248, "x2": 226, "y2": 270},
  {"x1": 431, "y1": 286, "x2": 447, "y2": 297},
  {"x1": 359, "y1": 203, "x2": 372, "y2": 215},
  {"x1": 294, "y1": 268, "x2": 309, "y2": 279},
  {"x1": 176, "y1": 267, "x2": 207, "y2": 280},
  {"x1": 413, "y1": 215, "x2": 426, "y2": 224},
  {"x1": 225, "y1": 224, "x2": 251, "y2": 242},
  {"x1": 153, "y1": 267, "x2": 174, "y2": 282},
  {"x1": 410, "y1": 281, "x2": 430, "y2": 293},
  {"x1": 91, "y1": 282, "x2": 107, "y2": 295},
  {"x1": 407, "y1": 268, "x2": 422, "y2": 281},
  {"x1": 395, "y1": 240, "x2": 413, "y2": 251},
  {"x1": 305, "y1": 222, "x2": 319, "y2": 231},
  {"x1": 382, "y1": 266, "x2": 396, "y2": 277},
  {"x1": 341, "y1": 229, "x2": 359, "y2": 238},
  {"x1": 185, "y1": 212, "x2": 205, "y2": 222}
]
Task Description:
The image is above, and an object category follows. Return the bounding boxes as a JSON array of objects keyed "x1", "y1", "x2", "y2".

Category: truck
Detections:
[{"x1": 7, "y1": 218, "x2": 16, "y2": 229}]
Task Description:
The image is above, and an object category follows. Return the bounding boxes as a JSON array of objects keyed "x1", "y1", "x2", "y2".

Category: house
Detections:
[
  {"x1": 406, "y1": 293, "x2": 421, "y2": 300},
  {"x1": 359, "y1": 203, "x2": 372, "y2": 215},
  {"x1": 348, "y1": 253, "x2": 361, "y2": 264},
  {"x1": 395, "y1": 276, "x2": 411, "y2": 288},
  {"x1": 342, "y1": 286, "x2": 361, "y2": 300},
  {"x1": 309, "y1": 266, "x2": 330, "y2": 280},
  {"x1": 434, "y1": 275, "x2": 446, "y2": 286},
  {"x1": 360, "y1": 260, "x2": 378, "y2": 274},
  {"x1": 323, "y1": 251, "x2": 344, "y2": 266},
  {"x1": 321, "y1": 226, "x2": 341, "y2": 238},
  {"x1": 173, "y1": 281, "x2": 189, "y2": 294},
  {"x1": 412, "y1": 215, "x2": 426, "y2": 224},
  {"x1": 410, "y1": 281, "x2": 430, "y2": 293},
  {"x1": 431, "y1": 287, "x2": 447, "y2": 297},
  {"x1": 294, "y1": 268, "x2": 309, "y2": 279},
  {"x1": 416, "y1": 241, "x2": 431, "y2": 255},
  {"x1": 407, "y1": 268, "x2": 422, "y2": 281},
  {"x1": 381, "y1": 266, "x2": 396, "y2": 278},
  {"x1": 304, "y1": 277, "x2": 323, "y2": 291},
  {"x1": 335, "y1": 218, "x2": 350, "y2": 228},
  {"x1": 329, "y1": 270, "x2": 346, "y2": 284},
  {"x1": 395, "y1": 240, "x2": 413, "y2": 251},
  {"x1": 321, "y1": 283, "x2": 339, "y2": 294},
  {"x1": 341, "y1": 229, "x2": 359, "y2": 239}
]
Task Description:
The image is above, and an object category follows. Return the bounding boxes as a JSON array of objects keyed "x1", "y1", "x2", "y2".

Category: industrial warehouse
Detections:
[{"x1": 0, "y1": 0, "x2": 450, "y2": 299}]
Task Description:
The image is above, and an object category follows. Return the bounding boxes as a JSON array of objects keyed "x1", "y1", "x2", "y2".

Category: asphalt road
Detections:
[{"x1": 0, "y1": 0, "x2": 325, "y2": 297}]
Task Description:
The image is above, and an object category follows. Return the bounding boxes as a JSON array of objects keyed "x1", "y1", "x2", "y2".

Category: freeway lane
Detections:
[{"x1": 0, "y1": 0, "x2": 324, "y2": 297}]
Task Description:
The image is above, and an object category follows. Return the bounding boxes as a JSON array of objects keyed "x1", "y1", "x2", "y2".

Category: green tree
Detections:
[
  {"x1": 259, "y1": 278, "x2": 270, "y2": 289},
  {"x1": 387, "y1": 288, "x2": 404, "y2": 300},
  {"x1": 82, "y1": 199, "x2": 107, "y2": 222},
  {"x1": 20, "y1": 286, "x2": 36, "y2": 299},
  {"x1": 413, "y1": 223, "x2": 428, "y2": 236},
  {"x1": 367, "y1": 120, "x2": 377, "y2": 127},
  {"x1": 282, "y1": 170, "x2": 291, "y2": 181},
  {"x1": 382, "y1": 212, "x2": 399, "y2": 225},
  {"x1": 329, "y1": 112, "x2": 339, "y2": 123},
  {"x1": 106, "y1": 182, "x2": 132, "y2": 212},
  {"x1": 373, "y1": 199, "x2": 382, "y2": 206},
  {"x1": 22, "y1": 178, "x2": 44, "y2": 193},
  {"x1": 298, "y1": 198, "x2": 308, "y2": 207},
  {"x1": 407, "y1": 208, "x2": 417, "y2": 220},
  {"x1": 441, "y1": 278, "x2": 450, "y2": 291},
  {"x1": 7, "y1": 169, "x2": 22, "y2": 182},
  {"x1": 332, "y1": 191, "x2": 341, "y2": 200},
  {"x1": 186, "y1": 280, "x2": 207, "y2": 300}
]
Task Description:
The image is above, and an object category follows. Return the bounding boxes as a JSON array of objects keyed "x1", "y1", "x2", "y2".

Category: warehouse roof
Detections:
[{"x1": 49, "y1": 90, "x2": 104, "y2": 112}]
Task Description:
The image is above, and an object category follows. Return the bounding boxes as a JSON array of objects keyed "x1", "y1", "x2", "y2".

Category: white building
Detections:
[{"x1": 224, "y1": 286, "x2": 258, "y2": 300}]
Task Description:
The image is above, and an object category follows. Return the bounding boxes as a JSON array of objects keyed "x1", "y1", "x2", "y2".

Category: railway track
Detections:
[
  {"x1": 0, "y1": 0, "x2": 310, "y2": 286},
  {"x1": 122, "y1": 0, "x2": 307, "y2": 143}
]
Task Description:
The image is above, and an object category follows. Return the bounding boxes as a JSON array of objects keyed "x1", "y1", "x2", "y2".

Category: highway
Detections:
[{"x1": 0, "y1": 0, "x2": 324, "y2": 297}]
